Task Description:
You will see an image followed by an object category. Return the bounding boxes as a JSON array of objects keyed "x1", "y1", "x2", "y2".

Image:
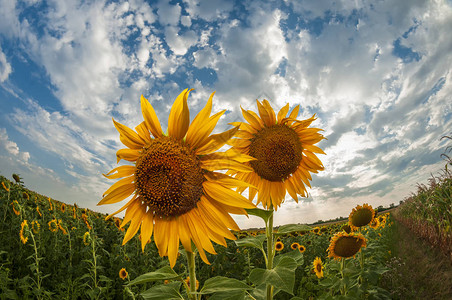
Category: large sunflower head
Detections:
[
  {"x1": 348, "y1": 203, "x2": 375, "y2": 231},
  {"x1": 229, "y1": 100, "x2": 325, "y2": 209},
  {"x1": 99, "y1": 89, "x2": 256, "y2": 268},
  {"x1": 328, "y1": 232, "x2": 367, "y2": 260}
]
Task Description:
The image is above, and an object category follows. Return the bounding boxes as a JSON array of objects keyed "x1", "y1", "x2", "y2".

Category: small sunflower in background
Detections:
[
  {"x1": 229, "y1": 100, "x2": 325, "y2": 210},
  {"x1": 348, "y1": 203, "x2": 375, "y2": 231},
  {"x1": 298, "y1": 245, "x2": 306, "y2": 253},
  {"x1": 275, "y1": 241, "x2": 284, "y2": 251},
  {"x1": 341, "y1": 223, "x2": 352, "y2": 234},
  {"x1": 48, "y1": 219, "x2": 58, "y2": 232},
  {"x1": 312, "y1": 227, "x2": 320, "y2": 235},
  {"x1": 119, "y1": 268, "x2": 128, "y2": 280},
  {"x1": 328, "y1": 232, "x2": 367, "y2": 260},
  {"x1": 11, "y1": 200, "x2": 20, "y2": 216},
  {"x1": 369, "y1": 218, "x2": 380, "y2": 229},
  {"x1": 83, "y1": 232, "x2": 91, "y2": 246},
  {"x1": 20, "y1": 220, "x2": 29, "y2": 244},
  {"x1": 31, "y1": 220, "x2": 40, "y2": 234},
  {"x1": 61, "y1": 203, "x2": 66, "y2": 213},
  {"x1": 313, "y1": 257, "x2": 323, "y2": 278},
  {"x1": 290, "y1": 242, "x2": 300, "y2": 250},
  {"x1": 23, "y1": 192, "x2": 29, "y2": 200},
  {"x1": 99, "y1": 89, "x2": 256, "y2": 268}
]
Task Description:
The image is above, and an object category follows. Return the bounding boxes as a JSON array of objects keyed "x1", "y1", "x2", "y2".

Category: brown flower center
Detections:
[
  {"x1": 350, "y1": 208, "x2": 373, "y2": 227},
  {"x1": 248, "y1": 124, "x2": 302, "y2": 182},
  {"x1": 316, "y1": 263, "x2": 322, "y2": 273},
  {"x1": 135, "y1": 137, "x2": 204, "y2": 217},
  {"x1": 333, "y1": 236, "x2": 365, "y2": 258}
]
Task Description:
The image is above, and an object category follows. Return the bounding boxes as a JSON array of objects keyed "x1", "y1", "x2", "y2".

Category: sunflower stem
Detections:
[
  {"x1": 266, "y1": 207, "x2": 274, "y2": 300},
  {"x1": 340, "y1": 258, "x2": 347, "y2": 295},
  {"x1": 186, "y1": 250, "x2": 197, "y2": 300}
]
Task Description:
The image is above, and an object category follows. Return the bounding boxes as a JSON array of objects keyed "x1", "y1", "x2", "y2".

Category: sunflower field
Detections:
[{"x1": 1, "y1": 174, "x2": 397, "y2": 299}]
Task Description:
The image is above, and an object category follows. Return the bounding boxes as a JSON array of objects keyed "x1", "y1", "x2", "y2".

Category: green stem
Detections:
[
  {"x1": 91, "y1": 234, "x2": 98, "y2": 289},
  {"x1": 186, "y1": 250, "x2": 197, "y2": 300},
  {"x1": 266, "y1": 207, "x2": 274, "y2": 300},
  {"x1": 30, "y1": 232, "x2": 43, "y2": 300},
  {"x1": 340, "y1": 258, "x2": 346, "y2": 295}
]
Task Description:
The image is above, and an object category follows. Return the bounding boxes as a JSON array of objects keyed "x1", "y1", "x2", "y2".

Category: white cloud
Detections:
[
  {"x1": 0, "y1": 46, "x2": 12, "y2": 82},
  {"x1": 0, "y1": 128, "x2": 30, "y2": 162},
  {"x1": 183, "y1": 0, "x2": 234, "y2": 21},
  {"x1": 157, "y1": 0, "x2": 181, "y2": 26}
]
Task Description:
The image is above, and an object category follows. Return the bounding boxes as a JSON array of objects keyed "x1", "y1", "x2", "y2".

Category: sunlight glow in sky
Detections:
[{"x1": 1, "y1": 0, "x2": 451, "y2": 228}]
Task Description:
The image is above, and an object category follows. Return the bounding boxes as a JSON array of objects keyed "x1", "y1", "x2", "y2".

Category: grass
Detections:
[{"x1": 381, "y1": 216, "x2": 452, "y2": 299}]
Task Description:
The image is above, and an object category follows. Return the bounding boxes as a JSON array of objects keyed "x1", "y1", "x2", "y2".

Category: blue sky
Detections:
[{"x1": 0, "y1": 0, "x2": 451, "y2": 229}]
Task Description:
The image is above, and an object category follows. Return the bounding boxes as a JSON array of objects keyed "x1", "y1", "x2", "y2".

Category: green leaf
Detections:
[
  {"x1": 234, "y1": 234, "x2": 266, "y2": 251},
  {"x1": 140, "y1": 282, "x2": 183, "y2": 300},
  {"x1": 249, "y1": 257, "x2": 297, "y2": 295},
  {"x1": 200, "y1": 276, "x2": 251, "y2": 294},
  {"x1": 245, "y1": 208, "x2": 273, "y2": 223},
  {"x1": 274, "y1": 224, "x2": 312, "y2": 236},
  {"x1": 207, "y1": 290, "x2": 247, "y2": 300},
  {"x1": 274, "y1": 250, "x2": 304, "y2": 266},
  {"x1": 127, "y1": 266, "x2": 181, "y2": 286}
]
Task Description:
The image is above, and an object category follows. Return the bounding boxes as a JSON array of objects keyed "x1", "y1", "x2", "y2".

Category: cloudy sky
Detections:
[{"x1": 0, "y1": 0, "x2": 451, "y2": 229}]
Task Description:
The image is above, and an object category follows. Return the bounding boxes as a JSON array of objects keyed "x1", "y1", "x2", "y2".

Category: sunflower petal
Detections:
[
  {"x1": 154, "y1": 217, "x2": 170, "y2": 257},
  {"x1": 203, "y1": 181, "x2": 255, "y2": 208},
  {"x1": 195, "y1": 126, "x2": 239, "y2": 155},
  {"x1": 277, "y1": 103, "x2": 290, "y2": 122},
  {"x1": 262, "y1": 100, "x2": 276, "y2": 125},
  {"x1": 103, "y1": 176, "x2": 134, "y2": 197},
  {"x1": 105, "y1": 194, "x2": 137, "y2": 220},
  {"x1": 200, "y1": 159, "x2": 254, "y2": 173},
  {"x1": 141, "y1": 95, "x2": 163, "y2": 138},
  {"x1": 123, "y1": 204, "x2": 146, "y2": 245},
  {"x1": 116, "y1": 149, "x2": 141, "y2": 163},
  {"x1": 113, "y1": 119, "x2": 146, "y2": 149},
  {"x1": 98, "y1": 184, "x2": 135, "y2": 205},
  {"x1": 201, "y1": 196, "x2": 242, "y2": 231},
  {"x1": 103, "y1": 165, "x2": 135, "y2": 179},
  {"x1": 241, "y1": 107, "x2": 263, "y2": 131},
  {"x1": 204, "y1": 172, "x2": 256, "y2": 189},
  {"x1": 140, "y1": 212, "x2": 154, "y2": 251},
  {"x1": 167, "y1": 219, "x2": 180, "y2": 268},
  {"x1": 168, "y1": 89, "x2": 192, "y2": 140}
]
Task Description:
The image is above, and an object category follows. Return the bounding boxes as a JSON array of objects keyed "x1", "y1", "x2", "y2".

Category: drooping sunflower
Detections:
[
  {"x1": 185, "y1": 276, "x2": 200, "y2": 290},
  {"x1": 99, "y1": 89, "x2": 256, "y2": 267},
  {"x1": 48, "y1": 219, "x2": 58, "y2": 232},
  {"x1": 83, "y1": 232, "x2": 91, "y2": 246},
  {"x1": 328, "y1": 232, "x2": 367, "y2": 260},
  {"x1": 313, "y1": 257, "x2": 323, "y2": 278},
  {"x1": 2, "y1": 181, "x2": 10, "y2": 192},
  {"x1": 229, "y1": 100, "x2": 325, "y2": 209},
  {"x1": 11, "y1": 200, "x2": 20, "y2": 216},
  {"x1": 31, "y1": 220, "x2": 40, "y2": 234},
  {"x1": 298, "y1": 245, "x2": 306, "y2": 253},
  {"x1": 275, "y1": 241, "x2": 284, "y2": 251},
  {"x1": 20, "y1": 220, "x2": 29, "y2": 244},
  {"x1": 119, "y1": 268, "x2": 128, "y2": 280},
  {"x1": 348, "y1": 203, "x2": 375, "y2": 231}
]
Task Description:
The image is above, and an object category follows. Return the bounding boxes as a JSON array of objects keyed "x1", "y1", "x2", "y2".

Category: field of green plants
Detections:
[{"x1": 0, "y1": 174, "x2": 400, "y2": 299}]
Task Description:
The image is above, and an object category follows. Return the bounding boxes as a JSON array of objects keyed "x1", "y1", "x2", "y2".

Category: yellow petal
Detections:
[
  {"x1": 123, "y1": 204, "x2": 146, "y2": 245},
  {"x1": 105, "y1": 194, "x2": 137, "y2": 220},
  {"x1": 178, "y1": 215, "x2": 192, "y2": 252},
  {"x1": 277, "y1": 103, "x2": 290, "y2": 123},
  {"x1": 168, "y1": 89, "x2": 192, "y2": 140},
  {"x1": 200, "y1": 150, "x2": 255, "y2": 163},
  {"x1": 120, "y1": 199, "x2": 142, "y2": 227},
  {"x1": 204, "y1": 172, "x2": 256, "y2": 189},
  {"x1": 187, "y1": 211, "x2": 216, "y2": 254},
  {"x1": 103, "y1": 176, "x2": 134, "y2": 197},
  {"x1": 140, "y1": 212, "x2": 154, "y2": 251},
  {"x1": 203, "y1": 181, "x2": 255, "y2": 208},
  {"x1": 197, "y1": 200, "x2": 236, "y2": 241},
  {"x1": 241, "y1": 107, "x2": 263, "y2": 131},
  {"x1": 98, "y1": 184, "x2": 135, "y2": 205},
  {"x1": 200, "y1": 159, "x2": 254, "y2": 173},
  {"x1": 303, "y1": 144, "x2": 326, "y2": 155},
  {"x1": 195, "y1": 126, "x2": 239, "y2": 155},
  {"x1": 262, "y1": 100, "x2": 276, "y2": 125},
  {"x1": 184, "y1": 212, "x2": 210, "y2": 264},
  {"x1": 289, "y1": 105, "x2": 300, "y2": 120},
  {"x1": 201, "y1": 195, "x2": 241, "y2": 231},
  {"x1": 116, "y1": 148, "x2": 141, "y2": 163},
  {"x1": 167, "y1": 219, "x2": 180, "y2": 268},
  {"x1": 113, "y1": 118, "x2": 146, "y2": 149},
  {"x1": 103, "y1": 165, "x2": 135, "y2": 179},
  {"x1": 285, "y1": 179, "x2": 298, "y2": 202},
  {"x1": 135, "y1": 121, "x2": 152, "y2": 144},
  {"x1": 141, "y1": 95, "x2": 163, "y2": 138},
  {"x1": 154, "y1": 217, "x2": 170, "y2": 257}
]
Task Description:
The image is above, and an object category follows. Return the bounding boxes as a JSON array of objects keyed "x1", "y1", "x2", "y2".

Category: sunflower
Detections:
[
  {"x1": 290, "y1": 242, "x2": 300, "y2": 250},
  {"x1": 58, "y1": 220, "x2": 68, "y2": 235},
  {"x1": 61, "y1": 203, "x2": 66, "y2": 213},
  {"x1": 23, "y1": 192, "x2": 29, "y2": 200},
  {"x1": 31, "y1": 220, "x2": 40, "y2": 234},
  {"x1": 99, "y1": 89, "x2": 256, "y2": 268},
  {"x1": 348, "y1": 204, "x2": 375, "y2": 231},
  {"x1": 36, "y1": 206, "x2": 42, "y2": 217},
  {"x1": 341, "y1": 223, "x2": 352, "y2": 234},
  {"x1": 48, "y1": 219, "x2": 59, "y2": 232},
  {"x1": 275, "y1": 241, "x2": 284, "y2": 251},
  {"x1": 229, "y1": 100, "x2": 325, "y2": 209},
  {"x1": 298, "y1": 245, "x2": 306, "y2": 253},
  {"x1": 119, "y1": 268, "x2": 128, "y2": 280},
  {"x1": 313, "y1": 257, "x2": 323, "y2": 278},
  {"x1": 369, "y1": 218, "x2": 380, "y2": 229},
  {"x1": 83, "y1": 232, "x2": 91, "y2": 246},
  {"x1": 20, "y1": 220, "x2": 29, "y2": 244},
  {"x1": 328, "y1": 232, "x2": 367, "y2": 260},
  {"x1": 312, "y1": 226, "x2": 320, "y2": 235},
  {"x1": 2, "y1": 181, "x2": 10, "y2": 192},
  {"x1": 11, "y1": 200, "x2": 20, "y2": 215}
]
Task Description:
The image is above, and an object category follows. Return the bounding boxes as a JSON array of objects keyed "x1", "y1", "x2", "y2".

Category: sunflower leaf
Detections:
[
  {"x1": 274, "y1": 224, "x2": 312, "y2": 236},
  {"x1": 234, "y1": 234, "x2": 266, "y2": 251},
  {"x1": 245, "y1": 208, "x2": 273, "y2": 223},
  {"x1": 274, "y1": 250, "x2": 304, "y2": 266},
  {"x1": 127, "y1": 266, "x2": 181, "y2": 286},
  {"x1": 140, "y1": 282, "x2": 183, "y2": 300},
  {"x1": 206, "y1": 290, "x2": 247, "y2": 300},
  {"x1": 199, "y1": 276, "x2": 252, "y2": 294},
  {"x1": 249, "y1": 257, "x2": 297, "y2": 295}
]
